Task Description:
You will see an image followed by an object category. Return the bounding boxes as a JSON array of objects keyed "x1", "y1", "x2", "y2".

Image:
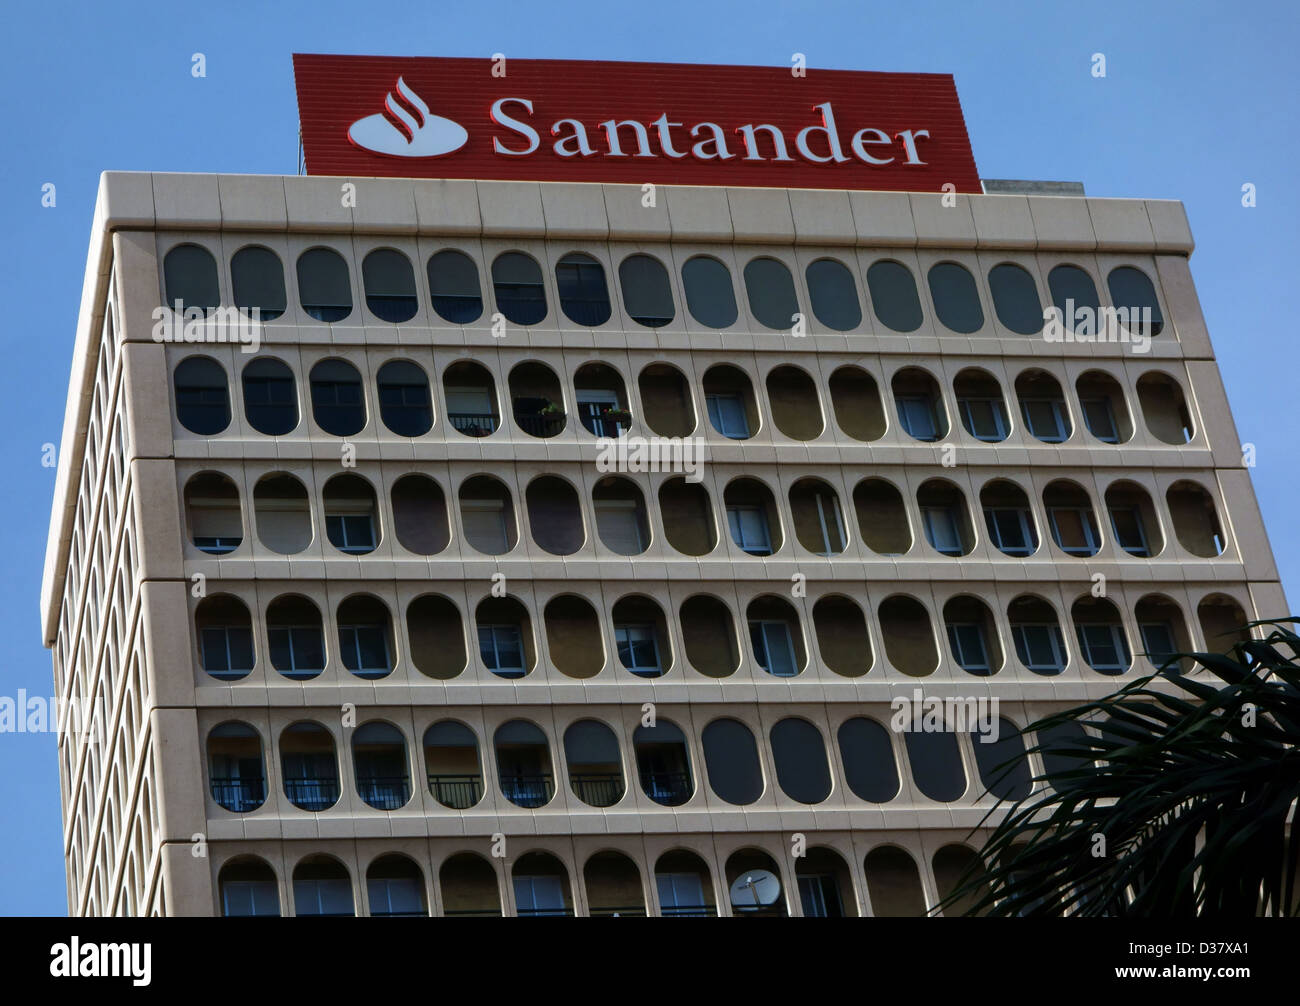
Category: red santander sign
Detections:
[{"x1": 293, "y1": 55, "x2": 981, "y2": 192}]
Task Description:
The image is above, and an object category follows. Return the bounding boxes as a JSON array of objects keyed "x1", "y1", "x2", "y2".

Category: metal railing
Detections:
[
  {"x1": 428, "y1": 774, "x2": 483, "y2": 809},
  {"x1": 569, "y1": 773, "x2": 625, "y2": 806},
  {"x1": 283, "y1": 777, "x2": 340, "y2": 810},
  {"x1": 448, "y1": 412, "x2": 497, "y2": 437},
  {"x1": 512, "y1": 410, "x2": 566, "y2": 438},
  {"x1": 589, "y1": 905, "x2": 647, "y2": 917},
  {"x1": 356, "y1": 776, "x2": 410, "y2": 810},
  {"x1": 639, "y1": 770, "x2": 692, "y2": 806},
  {"x1": 660, "y1": 904, "x2": 716, "y2": 917},
  {"x1": 499, "y1": 773, "x2": 553, "y2": 808},
  {"x1": 516, "y1": 906, "x2": 574, "y2": 917},
  {"x1": 209, "y1": 777, "x2": 265, "y2": 812}
]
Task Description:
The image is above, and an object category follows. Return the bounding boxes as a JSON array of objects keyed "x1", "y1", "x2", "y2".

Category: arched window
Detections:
[
  {"x1": 442, "y1": 361, "x2": 500, "y2": 437},
  {"x1": 658, "y1": 478, "x2": 716, "y2": 556},
  {"x1": 829, "y1": 366, "x2": 885, "y2": 441},
  {"x1": 564, "y1": 720, "x2": 625, "y2": 807},
  {"x1": 943, "y1": 596, "x2": 1003, "y2": 676},
  {"x1": 174, "y1": 357, "x2": 230, "y2": 435},
  {"x1": 163, "y1": 244, "x2": 219, "y2": 313},
  {"x1": 806, "y1": 258, "x2": 861, "y2": 331},
  {"x1": 1043, "y1": 480, "x2": 1101, "y2": 557},
  {"x1": 612, "y1": 594, "x2": 672, "y2": 678},
  {"x1": 864, "y1": 847, "x2": 926, "y2": 917},
  {"x1": 892, "y1": 367, "x2": 948, "y2": 442},
  {"x1": 440, "y1": 853, "x2": 501, "y2": 917},
  {"x1": 813, "y1": 596, "x2": 872, "y2": 677},
  {"x1": 336, "y1": 595, "x2": 394, "y2": 679},
  {"x1": 878, "y1": 595, "x2": 938, "y2": 677},
  {"x1": 703, "y1": 364, "x2": 757, "y2": 439},
  {"x1": 266, "y1": 595, "x2": 325, "y2": 680},
  {"x1": 724, "y1": 477, "x2": 781, "y2": 556},
  {"x1": 296, "y1": 247, "x2": 352, "y2": 322},
  {"x1": 1071, "y1": 597, "x2": 1131, "y2": 675},
  {"x1": 476, "y1": 596, "x2": 533, "y2": 678},
  {"x1": 526, "y1": 476, "x2": 584, "y2": 555},
  {"x1": 293, "y1": 856, "x2": 354, "y2": 916},
  {"x1": 309, "y1": 358, "x2": 366, "y2": 436},
  {"x1": 424, "y1": 721, "x2": 482, "y2": 808},
  {"x1": 746, "y1": 596, "x2": 806, "y2": 676},
  {"x1": 928, "y1": 262, "x2": 984, "y2": 333},
  {"x1": 230, "y1": 246, "x2": 286, "y2": 320},
  {"x1": 544, "y1": 595, "x2": 603, "y2": 679},
  {"x1": 492, "y1": 252, "x2": 547, "y2": 325},
  {"x1": 207, "y1": 722, "x2": 266, "y2": 813},
  {"x1": 904, "y1": 729, "x2": 966, "y2": 802},
  {"x1": 837, "y1": 717, "x2": 899, "y2": 805},
  {"x1": 241, "y1": 358, "x2": 298, "y2": 435},
  {"x1": 513, "y1": 852, "x2": 573, "y2": 917},
  {"x1": 655, "y1": 850, "x2": 716, "y2": 916},
  {"x1": 509, "y1": 360, "x2": 566, "y2": 438},
  {"x1": 1048, "y1": 264, "x2": 1100, "y2": 334},
  {"x1": 495, "y1": 720, "x2": 553, "y2": 808},
  {"x1": 634, "y1": 721, "x2": 694, "y2": 806},
  {"x1": 280, "y1": 722, "x2": 337, "y2": 812},
  {"x1": 701, "y1": 718, "x2": 763, "y2": 805},
  {"x1": 195, "y1": 595, "x2": 254, "y2": 681},
  {"x1": 1167, "y1": 481, "x2": 1225, "y2": 557},
  {"x1": 323, "y1": 473, "x2": 379, "y2": 554},
  {"x1": 1007, "y1": 595, "x2": 1068, "y2": 675},
  {"x1": 367, "y1": 855, "x2": 427, "y2": 917},
  {"x1": 867, "y1": 260, "x2": 923, "y2": 332},
  {"x1": 407, "y1": 594, "x2": 465, "y2": 679},
  {"x1": 917, "y1": 479, "x2": 974, "y2": 557},
  {"x1": 954, "y1": 368, "x2": 1009, "y2": 442},
  {"x1": 682, "y1": 255, "x2": 737, "y2": 328},
  {"x1": 988, "y1": 263, "x2": 1042, "y2": 334},
  {"x1": 592, "y1": 476, "x2": 650, "y2": 555},
  {"x1": 555, "y1": 252, "x2": 611, "y2": 326},
  {"x1": 743, "y1": 257, "x2": 799, "y2": 330},
  {"x1": 352, "y1": 721, "x2": 410, "y2": 809},
  {"x1": 391, "y1": 475, "x2": 450, "y2": 556},
  {"x1": 1076, "y1": 371, "x2": 1133, "y2": 444},
  {"x1": 458, "y1": 475, "x2": 517, "y2": 555},
  {"x1": 254, "y1": 473, "x2": 312, "y2": 554},
  {"x1": 788, "y1": 478, "x2": 847, "y2": 555},
  {"x1": 585, "y1": 851, "x2": 646, "y2": 917},
  {"x1": 219, "y1": 858, "x2": 280, "y2": 917},
  {"x1": 770, "y1": 718, "x2": 831, "y2": 803},
  {"x1": 1016, "y1": 369, "x2": 1071, "y2": 443},
  {"x1": 184, "y1": 472, "x2": 242, "y2": 554},
  {"x1": 853, "y1": 478, "x2": 911, "y2": 555},
  {"x1": 1136, "y1": 372, "x2": 1193, "y2": 444},
  {"x1": 618, "y1": 254, "x2": 675, "y2": 327},
  {"x1": 362, "y1": 248, "x2": 418, "y2": 322},
  {"x1": 981, "y1": 479, "x2": 1038, "y2": 557},
  {"x1": 1105, "y1": 480, "x2": 1162, "y2": 556},
  {"x1": 970, "y1": 719, "x2": 1032, "y2": 801},
  {"x1": 376, "y1": 359, "x2": 432, "y2": 436},
  {"x1": 427, "y1": 250, "x2": 483, "y2": 323},
  {"x1": 1107, "y1": 266, "x2": 1164, "y2": 337},
  {"x1": 679, "y1": 595, "x2": 740, "y2": 678},
  {"x1": 766, "y1": 365, "x2": 823, "y2": 441}
]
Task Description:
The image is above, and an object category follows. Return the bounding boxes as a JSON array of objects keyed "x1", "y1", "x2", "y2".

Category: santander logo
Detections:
[{"x1": 347, "y1": 77, "x2": 468, "y2": 157}]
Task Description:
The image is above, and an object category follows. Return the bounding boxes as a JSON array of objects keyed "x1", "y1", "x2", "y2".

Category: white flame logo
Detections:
[{"x1": 347, "y1": 77, "x2": 468, "y2": 157}]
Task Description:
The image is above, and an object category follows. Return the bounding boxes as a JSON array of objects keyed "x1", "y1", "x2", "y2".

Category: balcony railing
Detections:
[
  {"x1": 428, "y1": 773, "x2": 484, "y2": 809},
  {"x1": 512, "y1": 409, "x2": 566, "y2": 438},
  {"x1": 449, "y1": 412, "x2": 498, "y2": 437},
  {"x1": 569, "y1": 773, "x2": 625, "y2": 807},
  {"x1": 499, "y1": 773, "x2": 553, "y2": 808},
  {"x1": 443, "y1": 908, "x2": 502, "y2": 917},
  {"x1": 516, "y1": 905, "x2": 574, "y2": 917},
  {"x1": 210, "y1": 777, "x2": 265, "y2": 812},
  {"x1": 283, "y1": 777, "x2": 340, "y2": 811},
  {"x1": 589, "y1": 905, "x2": 647, "y2": 917},
  {"x1": 639, "y1": 770, "x2": 692, "y2": 806},
  {"x1": 357, "y1": 775, "x2": 410, "y2": 810},
  {"x1": 660, "y1": 904, "x2": 716, "y2": 917}
]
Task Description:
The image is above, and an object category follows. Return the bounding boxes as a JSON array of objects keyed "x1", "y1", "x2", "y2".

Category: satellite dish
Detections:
[{"x1": 729, "y1": 869, "x2": 781, "y2": 907}]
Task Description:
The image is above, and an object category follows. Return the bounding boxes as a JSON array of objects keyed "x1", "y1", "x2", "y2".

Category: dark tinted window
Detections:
[
  {"x1": 988, "y1": 263, "x2": 1043, "y2": 335},
  {"x1": 770, "y1": 718, "x2": 831, "y2": 803},
  {"x1": 231, "y1": 246, "x2": 286, "y2": 320},
  {"x1": 837, "y1": 718, "x2": 899, "y2": 802},
  {"x1": 376, "y1": 360, "x2": 432, "y2": 437},
  {"x1": 242, "y1": 358, "x2": 298, "y2": 435},
  {"x1": 904, "y1": 730, "x2": 966, "y2": 802},
  {"x1": 867, "y1": 260, "x2": 923, "y2": 332},
  {"x1": 806, "y1": 258, "x2": 862, "y2": 331},
  {"x1": 427, "y1": 250, "x2": 483, "y2": 324},
  {"x1": 492, "y1": 252, "x2": 547, "y2": 326},
  {"x1": 362, "y1": 249, "x2": 418, "y2": 323},
  {"x1": 970, "y1": 718, "x2": 1031, "y2": 800},
  {"x1": 743, "y1": 257, "x2": 799, "y2": 330},
  {"x1": 682, "y1": 256, "x2": 738, "y2": 329},
  {"x1": 1107, "y1": 266, "x2": 1165, "y2": 336},
  {"x1": 928, "y1": 262, "x2": 984, "y2": 333},
  {"x1": 701, "y1": 718, "x2": 763, "y2": 805},
  {"x1": 1048, "y1": 265, "x2": 1100, "y2": 332},
  {"x1": 174, "y1": 357, "x2": 230, "y2": 435},
  {"x1": 310, "y1": 359, "x2": 366, "y2": 436},
  {"x1": 555, "y1": 252, "x2": 611, "y2": 326},
  {"x1": 1039, "y1": 721, "x2": 1093, "y2": 792},
  {"x1": 163, "y1": 244, "x2": 220, "y2": 314},
  {"x1": 618, "y1": 254, "x2": 675, "y2": 327},
  {"x1": 297, "y1": 248, "x2": 352, "y2": 322}
]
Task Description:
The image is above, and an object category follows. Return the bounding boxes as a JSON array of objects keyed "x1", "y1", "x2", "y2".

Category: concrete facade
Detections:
[{"x1": 41, "y1": 171, "x2": 1285, "y2": 917}]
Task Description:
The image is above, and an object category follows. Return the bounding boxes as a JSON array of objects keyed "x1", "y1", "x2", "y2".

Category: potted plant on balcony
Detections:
[{"x1": 600, "y1": 406, "x2": 632, "y2": 426}]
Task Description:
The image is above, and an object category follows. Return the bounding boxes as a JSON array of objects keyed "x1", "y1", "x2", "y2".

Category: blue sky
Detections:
[{"x1": 0, "y1": 0, "x2": 1295, "y2": 915}]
